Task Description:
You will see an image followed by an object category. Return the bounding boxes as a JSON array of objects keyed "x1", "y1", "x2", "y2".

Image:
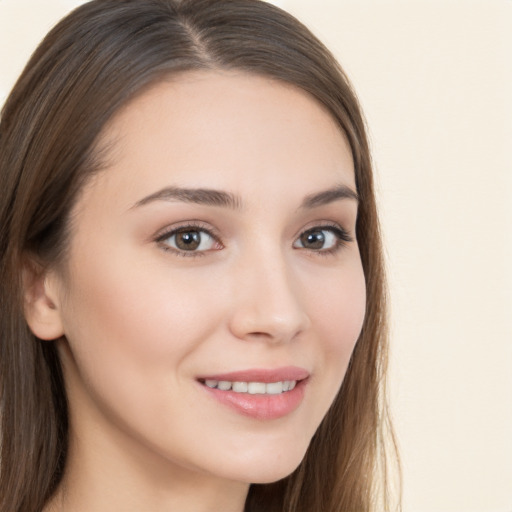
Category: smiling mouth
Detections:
[
  {"x1": 199, "y1": 379, "x2": 298, "y2": 395},
  {"x1": 198, "y1": 377, "x2": 307, "y2": 420},
  {"x1": 196, "y1": 366, "x2": 309, "y2": 419}
]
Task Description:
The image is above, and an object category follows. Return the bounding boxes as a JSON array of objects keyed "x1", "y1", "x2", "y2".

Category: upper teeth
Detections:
[{"x1": 204, "y1": 380, "x2": 297, "y2": 394}]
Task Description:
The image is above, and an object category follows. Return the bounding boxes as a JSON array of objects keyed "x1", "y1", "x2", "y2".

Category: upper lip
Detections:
[{"x1": 197, "y1": 366, "x2": 310, "y2": 383}]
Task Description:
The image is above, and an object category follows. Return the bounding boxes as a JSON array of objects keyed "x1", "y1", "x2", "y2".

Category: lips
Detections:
[
  {"x1": 198, "y1": 366, "x2": 310, "y2": 383},
  {"x1": 197, "y1": 366, "x2": 309, "y2": 420}
]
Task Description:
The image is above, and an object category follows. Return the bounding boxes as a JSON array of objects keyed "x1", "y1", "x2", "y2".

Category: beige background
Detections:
[{"x1": 1, "y1": 1, "x2": 511, "y2": 511}]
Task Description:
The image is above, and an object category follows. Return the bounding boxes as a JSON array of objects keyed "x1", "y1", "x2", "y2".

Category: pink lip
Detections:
[
  {"x1": 197, "y1": 366, "x2": 310, "y2": 421},
  {"x1": 198, "y1": 366, "x2": 310, "y2": 383}
]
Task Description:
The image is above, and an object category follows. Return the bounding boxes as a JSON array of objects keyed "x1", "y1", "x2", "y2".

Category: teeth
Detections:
[
  {"x1": 265, "y1": 382, "x2": 283, "y2": 394},
  {"x1": 248, "y1": 382, "x2": 266, "y2": 394},
  {"x1": 203, "y1": 379, "x2": 298, "y2": 394},
  {"x1": 217, "y1": 381, "x2": 232, "y2": 391},
  {"x1": 232, "y1": 381, "x2": 248, "y2": 393}
]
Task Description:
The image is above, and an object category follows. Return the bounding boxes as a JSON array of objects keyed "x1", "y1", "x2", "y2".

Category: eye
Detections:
[
  {"x1": 157, "y1": 225, "x2": 220, "y2": 255},
  {"x1": 293, "y1": 225, "x2": 352, "y2": 253}
]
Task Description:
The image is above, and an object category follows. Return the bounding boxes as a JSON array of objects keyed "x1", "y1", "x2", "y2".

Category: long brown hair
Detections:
[{"x1": 0, "y1": 1, "x2": 399, "y2": 511}]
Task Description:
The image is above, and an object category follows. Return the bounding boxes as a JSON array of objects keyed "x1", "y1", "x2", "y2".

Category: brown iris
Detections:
[
  {"x1": 175, "y1": 230, "x2": 201, "y2": 250},
  {"x1": 299, "y1": 229, "x2": 325, "y2": 249}
]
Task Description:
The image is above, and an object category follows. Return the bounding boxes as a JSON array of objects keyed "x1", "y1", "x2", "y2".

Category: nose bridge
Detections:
[{"x1": 228, "y1": 239, "x2": 310, "y2": 342}]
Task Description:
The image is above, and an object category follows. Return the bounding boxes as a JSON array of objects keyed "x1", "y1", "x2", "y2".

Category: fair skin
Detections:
[{"x1": 27, "y1": 71, "x2": 366, "y2": 512}]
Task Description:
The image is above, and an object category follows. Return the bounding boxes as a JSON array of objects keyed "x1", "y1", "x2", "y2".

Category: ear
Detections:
[{"x1": 22, "y1": 259, "x2": 65, "y2": 341}]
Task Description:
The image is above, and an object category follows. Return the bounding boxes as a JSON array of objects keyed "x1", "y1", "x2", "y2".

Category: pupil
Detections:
[
  {"x1": 176, "y1": 231, "x2": 200, "y2": 250},
  {"x1": 302, "y1": 231, "x2": 324, "y2": 249}
]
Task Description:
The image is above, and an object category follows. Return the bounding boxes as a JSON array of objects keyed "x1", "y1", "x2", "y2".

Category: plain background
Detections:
[{"x1": 0, "y1": 1, "x2": 510, "y2": 511}]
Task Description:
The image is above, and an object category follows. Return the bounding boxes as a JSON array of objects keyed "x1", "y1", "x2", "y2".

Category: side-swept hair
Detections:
[{"x1": 0, "y1": 1, "x2": 399, "y2": 510}]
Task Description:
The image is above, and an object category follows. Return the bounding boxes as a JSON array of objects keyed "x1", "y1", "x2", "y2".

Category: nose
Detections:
[{"x1": 228, "y1": 250, "x2": 311, "y2": 344}]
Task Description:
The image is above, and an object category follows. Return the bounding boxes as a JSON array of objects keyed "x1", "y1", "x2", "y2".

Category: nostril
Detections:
[{"x1": 246, "y1": 331, "x2": 273, "y2": 338}]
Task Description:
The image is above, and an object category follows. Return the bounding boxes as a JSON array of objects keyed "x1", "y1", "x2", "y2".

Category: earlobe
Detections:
[{"x1": 22, "y1": 261, "x2": 65, "y2": 341}]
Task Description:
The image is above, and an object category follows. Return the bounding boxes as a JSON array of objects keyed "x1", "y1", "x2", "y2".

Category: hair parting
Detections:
[{"x1": 0, "y1": 1, "x2": 400, "y2": 511}]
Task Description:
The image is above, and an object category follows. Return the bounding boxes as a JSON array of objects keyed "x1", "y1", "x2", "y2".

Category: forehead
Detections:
[{"x1": 86, "y1": 70, "x2": 355, "y2": 209}]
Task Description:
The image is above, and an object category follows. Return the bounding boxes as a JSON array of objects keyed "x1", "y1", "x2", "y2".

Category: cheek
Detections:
[
  {"x1": 303, "y1": 258, "x2": 366, "y2": 413},
  {"x1": 309, "y1": 261, "x2": 366, "y2": 356},
  {"x1": 58, "y1": 251, "x2": 232, "y2": 467},
  {"x1": 59, "y1": 249, "x2": 224, "y2": 406},
  {"x1": 66, "y1": 248, "x2": 216, "y2": 347}
]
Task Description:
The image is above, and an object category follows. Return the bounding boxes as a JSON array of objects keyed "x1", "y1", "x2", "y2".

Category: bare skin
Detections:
[{"x1": 28, "y1": 71, "x2": 365, "y2": 512}]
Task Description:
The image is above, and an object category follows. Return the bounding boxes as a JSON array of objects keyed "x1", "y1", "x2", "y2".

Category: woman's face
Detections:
[{"x1": 49, "y1": 71, "x2": 366, "y2": 486}]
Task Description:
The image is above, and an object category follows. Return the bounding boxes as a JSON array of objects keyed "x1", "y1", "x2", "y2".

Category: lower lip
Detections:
[{"x1": 200, "y1": 380, "x2": 307, "y2": 420}]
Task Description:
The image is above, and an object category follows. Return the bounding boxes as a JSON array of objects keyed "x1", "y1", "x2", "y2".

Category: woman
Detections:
[{"x1": 0, "y1": 1, "x2": 398, "y2": 511}]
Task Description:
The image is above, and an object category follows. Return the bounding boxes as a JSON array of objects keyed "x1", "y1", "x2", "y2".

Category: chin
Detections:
[{"x1": 219, "y1": 447, "x2": 307, "y2": 485}]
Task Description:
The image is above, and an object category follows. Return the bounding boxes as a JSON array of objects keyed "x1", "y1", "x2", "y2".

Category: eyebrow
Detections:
[
  {"x1": 131, "y1": 183, "x2": 358, "y2": 211},
  {"x1": 132, "y1": 186, "x2": 242, "y2": 210},
  {"x1": 300, "y1": 184, "x2": 359, "y2": 209}
]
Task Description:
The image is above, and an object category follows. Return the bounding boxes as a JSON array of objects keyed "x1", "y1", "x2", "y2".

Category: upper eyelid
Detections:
[
  {"x1": 153, "y1": 220, "x2": 353, "y2": 247},
  {"x1": 296, "y1": 225, "x2": 353, "y2": 244},
  {"x1": 154, "y1": 223, "x2": 222, "y2": 257},
  {"x1": 154, "y1": 221, "x2": 221, "y2": 242},
  {"x1": 294, "y1": 221, "x2": 353, "y2": 240}
]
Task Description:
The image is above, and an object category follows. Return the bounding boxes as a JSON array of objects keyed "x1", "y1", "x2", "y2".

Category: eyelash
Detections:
[
  {"x1": 155, "y1": 221, "x2": 220, "y2": 258},
  {"x1": 297, "y1": 223, "x2": 354, "y2": 257},
  {"x1": 155, "y1": 222, "x2": 353, "y2": 258}
]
